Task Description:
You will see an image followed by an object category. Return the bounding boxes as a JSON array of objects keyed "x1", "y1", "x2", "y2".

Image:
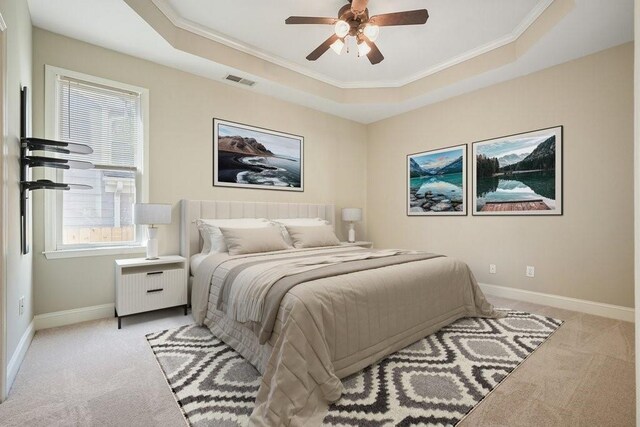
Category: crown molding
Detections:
[
  {"x1": 151, "y1": 0, "x2": 555, "y2": 90},
  {"x1": 401, "y1": 0, "x2": 555, "y2": 85},
  {"x1": 150, "y1": 0, "x2": 346, "y2": 88}
]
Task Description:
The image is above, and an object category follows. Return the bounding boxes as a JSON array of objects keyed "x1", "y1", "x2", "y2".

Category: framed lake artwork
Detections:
[
  {"x1": 407, "y1": 144, "x2": 467, "y2": 216},
  {"x1": 472, "y1": 126, "x2": 563, "y2": 216},
  {"x1": 213, "y1": 118, "x2": 304, "y2": 192}
]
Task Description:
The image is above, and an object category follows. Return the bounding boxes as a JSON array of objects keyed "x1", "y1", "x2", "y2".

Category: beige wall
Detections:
[
  {"x1": 1, "y1": 0, "x2": 33, "y2": 380},
  {"x1": 367, "y1": 43, "x2": 634, "y2": 308},
  {"x1": 29, "y1": 28, "x2": 634, "y2": 314},
  {"x1": 31, "y1": 29, "x2": 368, "y2": 315}
]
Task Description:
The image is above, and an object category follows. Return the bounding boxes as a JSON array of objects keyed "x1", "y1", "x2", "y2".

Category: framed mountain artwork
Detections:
[
  {"x1": 407, "y1": 144, "x2": 467, "y2": 216},
  {"x1": 472, "y1": 126, "x2": 563, "y2": 216},
  {"x1": 213, "y1": 118, "x2": 304, "y2": 192}
]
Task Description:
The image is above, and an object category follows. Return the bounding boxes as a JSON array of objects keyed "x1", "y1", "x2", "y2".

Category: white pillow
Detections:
[
  {"x1": 285, "y1": 225, "x2": 341, "y2": 249},
  {"x1": 219, "y1": 227, "x2": 290, "y2": 256},
  {"x1": 196, "y1": 218, "x2": 273, "y2": 254},
  {"x1": 271, "y1": 218, "x2": 330, "y2": 245}
]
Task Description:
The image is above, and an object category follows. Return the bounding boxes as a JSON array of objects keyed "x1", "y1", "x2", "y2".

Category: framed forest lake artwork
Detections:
[
  {"x1": 213, "y1": 118, "x2": 304, "y2": 192},
  {"x1": 407, "y1": 144, "x2": 467, "y2": 216},
  {"x1": 472, "y1": 126, "x2": 563, "y2": 216}
]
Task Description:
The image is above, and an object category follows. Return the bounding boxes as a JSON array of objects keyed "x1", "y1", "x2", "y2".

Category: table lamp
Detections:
[
  {"x1": 134, "y1": 203, "x2": 172, "y2": 260},
  {"x1": 342, "y1": 208, "x2": 362, "y2": 243}
]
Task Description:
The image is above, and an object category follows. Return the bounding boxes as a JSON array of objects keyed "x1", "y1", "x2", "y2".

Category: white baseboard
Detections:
[
  {"x1": 34, "y1": 303, "x2": 115, "y2": 331},
  {"x1": 479, "y1": 283, "x2": 635, "y2": 323},
  {"x1": 6, "y1": 320, "x2": 35, "y2": 395}
]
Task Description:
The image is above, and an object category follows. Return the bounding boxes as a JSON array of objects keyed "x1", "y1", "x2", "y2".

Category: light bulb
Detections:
[
  {"x1": 334, "y1": 20, "x2": 350, "y2": 38},
  {"x1": 330, "y1": 38, "x2": 345, "y2": 55},
  {"x1": 357, "y1": 40, "x2": 371, "y2": 57},
  {"x1": 363, "y1": 24, "x2": 379, "y2": 42}
]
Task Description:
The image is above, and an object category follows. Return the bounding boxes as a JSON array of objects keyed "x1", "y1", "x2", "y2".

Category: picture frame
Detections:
[
  {"x1": 213, "y1": 118, "x2": 304, "y2": 192},
  {"x1": 407, "y1": 144, "x2": 467, "y2": 216},
  {"x1": 472, "y1": 126, "x2": 563, "y2": 216}
]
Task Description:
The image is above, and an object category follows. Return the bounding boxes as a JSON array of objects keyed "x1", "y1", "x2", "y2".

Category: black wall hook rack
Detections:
[{"x1": 20, "y1": 86, "x2": 94, "y2": 254}]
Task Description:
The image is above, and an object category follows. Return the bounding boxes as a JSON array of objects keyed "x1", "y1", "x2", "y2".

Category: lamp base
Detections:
[
  {"x1": 348, "y1": 223, "x2": 356, "y2": 243},
  {"x1": 146, "y1": 227, "x2": 159, "y2": 260}
]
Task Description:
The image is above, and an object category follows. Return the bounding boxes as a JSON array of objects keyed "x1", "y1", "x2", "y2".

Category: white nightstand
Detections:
[
  {"x1": 340, "y1": 241, "x2": 373, "y2": 249},
  {"x1": 115, "y1": 255, "x2": 188, "y2": 329}
]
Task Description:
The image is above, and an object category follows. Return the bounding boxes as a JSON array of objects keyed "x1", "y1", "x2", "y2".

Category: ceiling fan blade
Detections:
[
  {"x1": 306, "y1": 34, "x2": 340, "y2": 61},
  {"x1": 285, "y1": 16, "x2": 338, "y2": 25},
  {"x1": 350, "y1": 0, "x2": 369, "y2": 15},
  {"x1": 366, "y1": 41, "x2": 384, "y2": 65},
  {"x1": 369, "y1": 9, "x2": 429, "y2": 26}
]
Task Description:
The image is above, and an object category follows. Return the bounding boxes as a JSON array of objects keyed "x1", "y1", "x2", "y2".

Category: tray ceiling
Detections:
[
  {"x1": 27, "y1": 0, "x2": 634, "y2": 123},
  {"x1": 157, "y1": 0, "x2": 547, "y2": 88}
]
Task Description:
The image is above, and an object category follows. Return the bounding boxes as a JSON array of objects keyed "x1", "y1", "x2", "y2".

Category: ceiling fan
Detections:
[{"x1": 285, "y1": 0, "x2": 429, "y2": 65}]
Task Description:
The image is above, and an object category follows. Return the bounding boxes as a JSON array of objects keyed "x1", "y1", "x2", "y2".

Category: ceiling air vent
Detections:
[{"x1": 224, "y1": 74, "x2": 256, "y2": 87}]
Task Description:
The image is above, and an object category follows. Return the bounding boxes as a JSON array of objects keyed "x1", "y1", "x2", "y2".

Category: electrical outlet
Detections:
[
  {"x1": 489, "y1": 264, "x2": 496, "y2": 274},
  {"x1": 526, "y1": 266, "x2": 535, "y2": 278},
  {"x1": 18, "y1": 296, "x2": 24, "y2": 316}
]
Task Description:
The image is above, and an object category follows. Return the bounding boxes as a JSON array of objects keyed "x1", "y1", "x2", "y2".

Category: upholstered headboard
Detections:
[{"x1": 180, "y1": 200, "x2": 335, "y2": 269}]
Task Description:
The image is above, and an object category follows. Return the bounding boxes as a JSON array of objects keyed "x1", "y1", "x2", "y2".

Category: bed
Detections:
[{"x1": 180, "y1": 200, "x2": 501, "y2": 426}]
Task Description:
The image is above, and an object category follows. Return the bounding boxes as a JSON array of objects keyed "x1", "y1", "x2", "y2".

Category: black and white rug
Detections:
[{"x1": 147, "y1": 311, "x2": 562, "y2": 426}]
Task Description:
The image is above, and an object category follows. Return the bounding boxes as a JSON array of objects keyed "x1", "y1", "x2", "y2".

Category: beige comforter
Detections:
[{"x1": 192, "y1": 247, "x2": 501, "y2": 426}]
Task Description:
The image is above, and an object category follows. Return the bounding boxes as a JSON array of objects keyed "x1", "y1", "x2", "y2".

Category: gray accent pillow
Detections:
[
  {"x1": 285, "y1": 225, "x2": 340, "y2": 249},
  {"x1": 196, "y1": 218, "x2": 273, "y2": 254},
  {"x1": 271, "y1": 218, "x2": 330, "y2": 246},
  {"x1": 219, "y1": 226, "x2": 290, "y2": 256}
]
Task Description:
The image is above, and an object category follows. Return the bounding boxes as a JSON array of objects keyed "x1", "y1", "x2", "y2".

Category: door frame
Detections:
[
  {"x1": 0, "y1": 12, "x2": 7, "y2": 402},
  {"x1": 635, "y1": 1, "x2": 640, "y2": 424}
]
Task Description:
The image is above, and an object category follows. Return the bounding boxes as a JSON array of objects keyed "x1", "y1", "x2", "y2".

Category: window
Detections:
[{"x1": 44, "y1": 66, "x2": 148, "y2": 257}]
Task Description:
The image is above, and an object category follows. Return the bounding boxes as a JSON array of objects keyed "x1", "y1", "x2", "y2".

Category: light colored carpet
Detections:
[
  {"x1": 0, "y1": 297, "x2": 635, "y2": 426},
  {"x1": 0, "y1": 308, "x2": 192, "y2": 427}
]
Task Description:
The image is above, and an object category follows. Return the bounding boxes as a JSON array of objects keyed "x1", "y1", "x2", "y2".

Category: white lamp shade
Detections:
[
  {"x1": 342, "y1": 208, "x2": 362, "y2": 222},
  {"x1": 334, "y1": 20, "x2": 350, "y2": 38},
  {"x1": 134, "y1": 203, "x2": 172, "y2": 225},
  {"x1": 357, "y1": 40, "x2": 371, "y2": 57}
]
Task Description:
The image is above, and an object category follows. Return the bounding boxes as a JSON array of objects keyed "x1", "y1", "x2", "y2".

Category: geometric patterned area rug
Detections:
[{"x1": 147, "y1": 311, "x2": 562, "y2": 427}]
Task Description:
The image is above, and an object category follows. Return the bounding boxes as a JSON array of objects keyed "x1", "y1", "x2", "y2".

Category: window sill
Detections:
[{"x1": 43, "y1": 245, "x2": 146, "y2": 260}]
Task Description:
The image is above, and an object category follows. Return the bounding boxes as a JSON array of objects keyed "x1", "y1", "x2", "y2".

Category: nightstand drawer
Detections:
[{"x1": 117, "y1": 268, "x2": 186, "y2": 316}]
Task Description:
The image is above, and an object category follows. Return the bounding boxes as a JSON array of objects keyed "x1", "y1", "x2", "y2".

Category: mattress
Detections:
[{"x1": 192, "y1": 246, "x2": 502, "y2": 425}]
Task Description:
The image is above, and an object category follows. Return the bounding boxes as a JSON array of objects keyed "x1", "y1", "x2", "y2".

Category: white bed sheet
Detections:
[{"x1": 190, "y1": 252, "x2": 208, "y2": 276}]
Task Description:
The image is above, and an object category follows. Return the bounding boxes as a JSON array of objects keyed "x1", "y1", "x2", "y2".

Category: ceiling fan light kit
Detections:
[
  {"x1": 362, "y1": 23, "x2": 380, "y2": 42},
  {"x1": 330, "y1": 38, "x2": 346, "y2": 55},
  {"x1": 357, "y1": 39, "x2": 371, "y2": 57},
  {"x1": 285, "y1": 0, "x2": 428, "y2": 65},
  {"x1": 334, "y1": 20, "x2": 350, "y2": 38}
]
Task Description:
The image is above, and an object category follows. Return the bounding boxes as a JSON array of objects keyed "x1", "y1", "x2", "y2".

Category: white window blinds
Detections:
[
  {"x1": 54, "y1": 74, "x2": 144, "y2": 248},
  {"x1": 56, "y1": 75, "x2": 142, "y2": 169}
]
